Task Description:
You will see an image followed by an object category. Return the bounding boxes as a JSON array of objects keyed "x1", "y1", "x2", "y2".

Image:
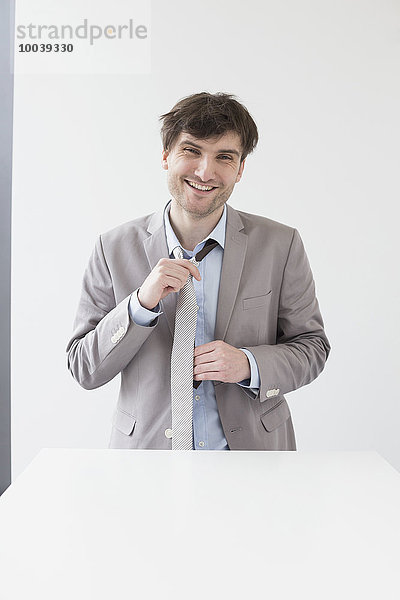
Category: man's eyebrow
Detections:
[
  {"x1": 217, "y1": 148, "x2": 241, "y2": 157},
  {"x1": 179, "y1": 139, "x2": 241, "y2": 157}
]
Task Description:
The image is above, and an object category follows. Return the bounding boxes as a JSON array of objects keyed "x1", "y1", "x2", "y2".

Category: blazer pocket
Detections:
[
  {"x1": 112, "y1": 408, "x2": 137, "y2": 436},
  {"x1": 243, "y1": 291, "x2": 272, "y2": 310},
  {"x1": 260, "y1": 398, "x2": 290, "y2": 432}
]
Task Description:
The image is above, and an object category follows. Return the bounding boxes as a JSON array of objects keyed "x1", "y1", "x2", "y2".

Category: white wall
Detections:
[{"x1": 12, "y1": 0, "x2": 400, "y2": 477}]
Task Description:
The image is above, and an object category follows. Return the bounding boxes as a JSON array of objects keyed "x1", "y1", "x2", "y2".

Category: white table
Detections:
[{"x1": 0, "y1": 449, "x2": 399, "y2": 599}]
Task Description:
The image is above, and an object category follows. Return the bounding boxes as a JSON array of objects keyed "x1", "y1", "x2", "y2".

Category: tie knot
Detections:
[
  {"x1": 172, "y1": 246, "x2": 184, "y2": 260},
  {"x1": 172, "y1": 246, "x2": 198, "y2": 267}
]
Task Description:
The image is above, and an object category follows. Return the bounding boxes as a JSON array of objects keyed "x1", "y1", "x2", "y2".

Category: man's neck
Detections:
[{"x1": 169, "y1": 201, "x2": 224, "y2": 251}]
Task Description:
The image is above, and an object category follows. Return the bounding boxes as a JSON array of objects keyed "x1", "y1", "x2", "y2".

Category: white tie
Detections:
[{"x1": 170, "y1": 246, "x2": 199, "y2": 450}]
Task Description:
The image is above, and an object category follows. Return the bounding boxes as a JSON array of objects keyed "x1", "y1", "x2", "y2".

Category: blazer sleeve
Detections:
[
  {"x1": 66, "y1": 236, "x2": 157, "y2": 390},
  {"x1": 244, "y1": 228, "x2": 330, "y2": 402}
]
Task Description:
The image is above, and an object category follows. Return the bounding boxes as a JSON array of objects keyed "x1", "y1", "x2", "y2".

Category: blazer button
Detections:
[
  {"x1": 165, "y1": 428, "x2": 173, "y2": 439},
  {"x1": 111, "y1": 335, "x2": 117, "y2": 344}
]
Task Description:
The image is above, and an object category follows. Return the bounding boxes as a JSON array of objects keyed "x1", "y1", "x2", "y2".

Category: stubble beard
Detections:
[{"x1": 168, "y1": 175, "x2": 234, "y2": 220}]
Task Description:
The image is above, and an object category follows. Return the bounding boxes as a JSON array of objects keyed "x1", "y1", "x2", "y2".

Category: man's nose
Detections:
[{"x1": 194, "y1": 156, "x2": 216, "y2": 182}]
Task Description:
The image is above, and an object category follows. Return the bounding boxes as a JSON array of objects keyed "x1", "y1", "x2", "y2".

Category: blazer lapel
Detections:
[
  {"x1": 214, "y1": 205, "x2": 248, "y2": 341},
  {"x1": 143, "y1": 208, "x2": 176, "y2": 338}
]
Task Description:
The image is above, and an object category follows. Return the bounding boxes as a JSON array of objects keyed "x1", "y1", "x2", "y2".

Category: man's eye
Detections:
[
  {"x1": 184, "y1": 147, "x2": 200, "y2": 154},
  {"x1": 219, "y1": 155, "x2": 233, "y2": 160}
]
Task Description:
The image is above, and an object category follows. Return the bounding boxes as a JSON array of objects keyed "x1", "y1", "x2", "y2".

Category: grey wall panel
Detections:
[{"x1": 0, "y1": 0, "x2": 14, "y2": 495}]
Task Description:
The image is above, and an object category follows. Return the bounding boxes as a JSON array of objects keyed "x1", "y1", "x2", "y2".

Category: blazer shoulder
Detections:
[
  {"x1": 99, "y1": 212, "x2": 155, "y2": 250},
  {"x1": 234, "y1": 208, "x2": 297, "y2": 242}
]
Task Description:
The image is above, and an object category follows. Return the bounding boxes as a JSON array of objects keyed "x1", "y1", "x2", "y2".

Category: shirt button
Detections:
[
  {"x1": 198, "y1": 441, "x2": 205, "y2": 448},
  {"x1": 165, "y1": 428, "x2": 173, "y2": 439},
  {"x1": 195, "y1": 395, "x2": 200, "y2": 401}
]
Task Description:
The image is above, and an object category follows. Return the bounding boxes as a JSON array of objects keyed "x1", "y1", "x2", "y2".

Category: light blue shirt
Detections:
[{"x1": 129, "y1": 202, "x2": 260, "y2": 450}]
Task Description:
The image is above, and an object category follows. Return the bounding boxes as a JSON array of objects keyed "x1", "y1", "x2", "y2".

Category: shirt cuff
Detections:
[
  {"x1": 237, "y1": 348, "x2": 260, "y2": 391},
  {"x1": 128, "y1": 289, "x2": 163, "y2": 326}
]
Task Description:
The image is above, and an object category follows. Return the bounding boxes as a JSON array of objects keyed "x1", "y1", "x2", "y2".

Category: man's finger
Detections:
[
  {"x1": 162, "y1": 275, "x2": 187, "y2": 293},
  {"x1": 194, "y1": 353, "x2": 218, "y2": 366},
  {"x1": 194, "y1": 371, "x2": 221, "y2": 381},
  {"x1": 194, "y1": 341, "x2": 217, "y2": 356},
  {"x1": 183, "y1": 260, "x2": 201, "y2": 281},
  {"x1": 194, "y1": 359, "x2": 219, "y2": 373},
  {"x1": 173, "y1": 259, "x2": 201, "y2": 281}
]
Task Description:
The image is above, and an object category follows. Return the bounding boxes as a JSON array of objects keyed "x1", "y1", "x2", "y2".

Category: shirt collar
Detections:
[{"x1": 163, "y1": 200, "x2": 226, "y2": 257}]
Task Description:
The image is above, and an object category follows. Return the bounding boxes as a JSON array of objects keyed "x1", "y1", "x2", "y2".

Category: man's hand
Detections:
[
  {"x1": 193, "y1": 340, "x2": 251, "y2": 384},
  {"x1": 138, "y1": 258, "x2": 201, "y2": 310}
]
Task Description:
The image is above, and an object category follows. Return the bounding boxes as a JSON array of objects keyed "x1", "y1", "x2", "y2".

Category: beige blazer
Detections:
[{"x1": 67, "y1": 204, "x2": 330, "y2": 450}]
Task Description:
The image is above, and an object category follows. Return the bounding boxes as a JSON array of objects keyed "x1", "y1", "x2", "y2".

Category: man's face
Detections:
[{"x1": 162, "y1": 131, "x2": 245, "y2": 219}]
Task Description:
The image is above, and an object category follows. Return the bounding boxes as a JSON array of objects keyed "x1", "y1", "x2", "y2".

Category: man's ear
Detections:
[
  {"x1": 236, "y1": 158, "x2": 246, "y2": 183},
  {"x1": 162, "y1": 149, "x2": 169, "y2": 171}
]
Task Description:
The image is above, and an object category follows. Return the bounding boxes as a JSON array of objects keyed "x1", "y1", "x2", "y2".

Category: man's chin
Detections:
[
  {"x1": 169, "y1": 186, "x2": 229, "y2": 218},
  {"x1": 184, "y1": 199, "x2": 223, "y2": 219}
]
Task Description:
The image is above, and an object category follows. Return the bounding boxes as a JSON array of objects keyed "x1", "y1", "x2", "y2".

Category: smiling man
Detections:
[{"x1": 67, "y1": 92, "x2": 330, "y2": 451}]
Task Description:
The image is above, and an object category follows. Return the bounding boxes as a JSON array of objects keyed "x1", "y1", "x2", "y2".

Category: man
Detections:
[{"x1": 67, "y1": 92, "x2": 330, "y2": 451}]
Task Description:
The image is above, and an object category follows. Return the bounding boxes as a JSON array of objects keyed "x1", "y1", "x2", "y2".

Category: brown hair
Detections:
[{"x1": 159, "y1": 92, "x2": 258, "y2": 162}]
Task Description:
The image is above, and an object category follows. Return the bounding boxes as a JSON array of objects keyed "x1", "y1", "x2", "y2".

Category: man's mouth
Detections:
[{"x1": 184, "y1": 179, "x2": 218, "y2": 193}]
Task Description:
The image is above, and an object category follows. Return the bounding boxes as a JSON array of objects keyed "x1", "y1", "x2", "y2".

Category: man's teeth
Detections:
[{"x1": 187, "y1": 180, "x2": 214, "y2": 191}]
